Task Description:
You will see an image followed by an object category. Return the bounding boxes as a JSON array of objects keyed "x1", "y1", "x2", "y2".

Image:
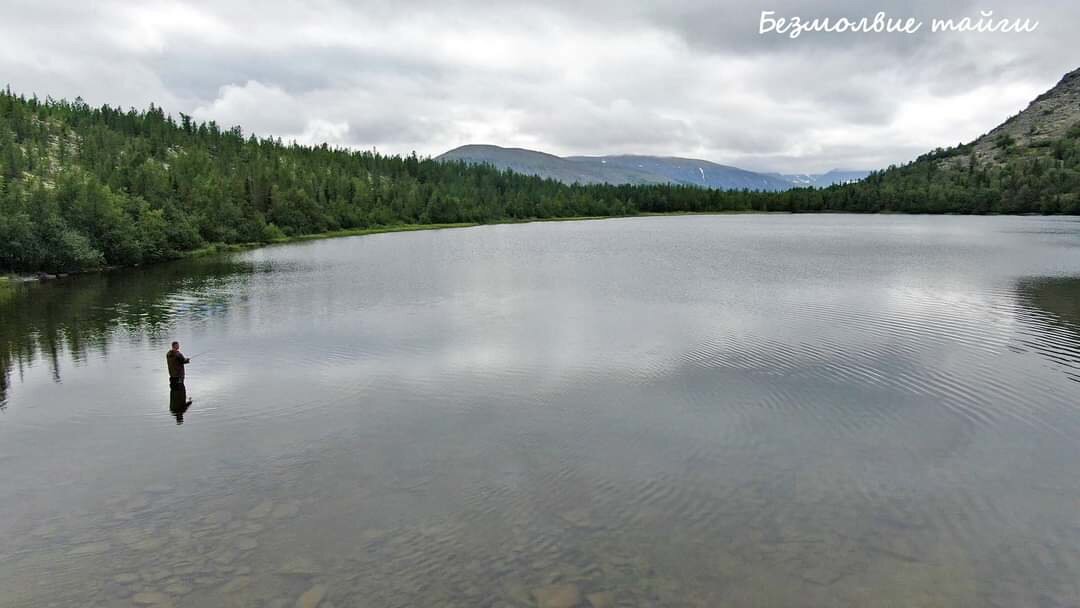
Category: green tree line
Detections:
[{"x1": 2, "y1": 88, "x2": 1078, "y2": 272}]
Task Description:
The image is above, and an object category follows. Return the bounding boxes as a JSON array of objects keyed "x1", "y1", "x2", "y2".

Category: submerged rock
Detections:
[
  {"x1": 532, "y1": 583, "x2": 582, "y2": 608},
  {"x1": 168, "y1": 527, "x2": 192, "y2": 542},
  {"x1": 132, "y1": 591, "x2": 172, "y2": 605},
  {"x1": 164, "y1": 582, "x2": 192, "y2": 595},
  {"x1": 131, "y1": 537, "x2": 167, "y2": 552},
  {"x1": 114, "y1": 585, "x2": 135, "y2": 599},
  {"x1": 503, "y1": 582, "x2": 533, "y2": 605},
  {"x1": 114, "y1": 573, "x2": 140, "y2": 585},
  {"x1": 247, "y1": 500, "x2": 274, "y2": 519},
  {"x1": 172, "y1": 563, "x2": 197, "y2": 577},
  {"x1": 586, "y1": 591, "x2": 614, "y2": 608},
  {"x1": 559, "y1": 508, "x2": 593, "y2": 528},
  {"x1": 29, "y1": 523, "x2": 60, "y2": 538},
  {"x1": 114, "y1": 527, "x2": 152, "y2": 545},
  {"x1": 242, "y1": 522, "x2": 266, "y2": 535},
  {"x1": 124, "y1": 496, "x2": 150, "y2": 511},
  {"x1": 296, "y1": 584, "x2": 327, "y2": 608},
  {"x1": 141, "y1": 569, "x2": 171, "y2": 583},
  {"x1": 799, "y1": 563, "x2": 849, "y2": 586},
  {"x1": 235, "y1": 536, "x2": 259, "y2": 551},
  {"x1": 67, "y1": 541, "x2": 111, "y2": 556},
  {"x1": 211, "y1": 549, "x2": 238, "y2": 565},
  {"x1": 279, "y1": 557, "x2": 321, "y2": 575},
  {"x1": 220, "y1": 576, "x2": 252, "y2": 593},
  {"x1": 271, "y1": 502, "x2": 300, "y2": 519},
  {"x1": 202, "y1": 510, "x2": 234, "y2": 526}
]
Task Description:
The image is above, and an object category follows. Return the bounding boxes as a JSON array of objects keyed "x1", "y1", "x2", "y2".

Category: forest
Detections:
[{"x1": 2, "y1": 89, "x2": 1079, "y2": 272}]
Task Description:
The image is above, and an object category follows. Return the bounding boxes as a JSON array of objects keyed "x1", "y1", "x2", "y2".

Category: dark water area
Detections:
[{"x1": 1, "y1": 214, "x2": 1079, "y2": 608}]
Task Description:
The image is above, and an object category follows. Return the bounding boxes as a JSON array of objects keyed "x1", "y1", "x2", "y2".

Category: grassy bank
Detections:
[
  {"x1": 7, "y1": 212, "x2": 760, "y2": 279},
  {"x1": 638, "y1": 210, "x2": 786, "y2": 217},
  {"x1": 255, "y1": 214, "x2": 675, "y2": 244},
  {"x1": 3, "y1": 217, "x2": 624, "y2": 278},
  {"x1": 181, "y1": 216, "x2": 636, "y2": 260},
  {"x1": 285, "y1": 222, "x2": 480, "y2": 242},
  {"x1": 182, "y1": 222, "x2": 480, "y2": 260}
]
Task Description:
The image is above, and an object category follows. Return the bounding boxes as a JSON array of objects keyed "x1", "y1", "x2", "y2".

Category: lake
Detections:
[{"x1": 2, "y1": 214, "x2": 1079, "y2": 608}]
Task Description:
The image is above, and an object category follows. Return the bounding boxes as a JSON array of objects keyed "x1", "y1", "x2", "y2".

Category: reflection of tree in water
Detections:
[
  {"x1": 0, "y1": 353, "x2": 6, "y2": 410},
  {"x1": 1016, "y1": 276, "x2": 1080, "y2": 382},
  {"x1": 0, "y1": 257, "x2": 254, "y2": 405}
]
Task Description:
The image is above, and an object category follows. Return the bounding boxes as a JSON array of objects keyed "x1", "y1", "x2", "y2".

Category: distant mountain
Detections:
[
  {"x1": 436, "y1": 145, "x2": 665, "y2": 186},
  {"x1": 769, "y1": 169, "x2": 871, "y2": 187},
  {"x1": 566, "y1": 154, "x2": 794, "y2": 191},
  {"x1": 437, "y1": 144, "x2": 864, "y2": 191}
]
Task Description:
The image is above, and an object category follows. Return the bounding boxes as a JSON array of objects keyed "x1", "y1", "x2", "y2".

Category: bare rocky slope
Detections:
[{"x1": 966, "y1": 67, "x2": 1080, "y2": 164}]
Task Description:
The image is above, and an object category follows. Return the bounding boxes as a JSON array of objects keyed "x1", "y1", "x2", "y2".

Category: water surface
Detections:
[{"x1": 2, "y1": 215, "x2": 1080, "y2": 607}]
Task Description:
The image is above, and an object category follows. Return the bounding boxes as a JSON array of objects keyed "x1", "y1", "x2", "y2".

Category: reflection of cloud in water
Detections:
[{"x1": 4, "y1": 216, "x2": 1080, "y2": 608}]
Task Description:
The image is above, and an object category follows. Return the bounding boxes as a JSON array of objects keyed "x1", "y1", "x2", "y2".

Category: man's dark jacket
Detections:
[{"x1": 166, "y1": 350, "x2": 189, "y2": 378}]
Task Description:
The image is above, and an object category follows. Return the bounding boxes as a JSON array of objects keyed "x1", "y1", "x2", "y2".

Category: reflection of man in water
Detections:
[
  {"x1": 169, "y1": 385, "x2": 192, "y2": 424},
  {"x1": 166, "y1": 341, "x2": 190, "y2": 388}
]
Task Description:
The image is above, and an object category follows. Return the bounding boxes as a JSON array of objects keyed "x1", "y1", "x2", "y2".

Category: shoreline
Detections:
[
  {"x1": 184, "y1": 210, "x2": 787, "y2": 259},
  {"x1": 3, "y1": 210, "x2": 1077, "y2": 282},
  {"x1": 179, "y1": 216, "x2": 629, "y2": 259},
  {"x1": 183, "y1": 222, "x2": 481, "y2": 259},
  {"x1": 1, "y1": 215, "x2": 640, "y2": 281}
]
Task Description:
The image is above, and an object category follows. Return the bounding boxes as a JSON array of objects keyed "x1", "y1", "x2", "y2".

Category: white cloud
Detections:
[
  {"x1": 192, "y1": 81, "x2": 306, "y2": 136},
  {"x1": 302, "y1": 119, "x2": 351, "y2": 147},
  {"x1": 0, "y1": 0, "x2": 1075, "y2": 173}
]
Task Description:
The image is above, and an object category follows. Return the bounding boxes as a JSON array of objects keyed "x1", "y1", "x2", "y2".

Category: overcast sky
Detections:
[{"x1": 1, "y1": 0, "x2": 1076, "y2": 173}]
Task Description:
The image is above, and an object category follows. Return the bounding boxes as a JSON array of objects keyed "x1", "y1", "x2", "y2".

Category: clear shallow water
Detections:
[{"x1": 1, "y1": 214, "x2": 1079, "y2": 608}]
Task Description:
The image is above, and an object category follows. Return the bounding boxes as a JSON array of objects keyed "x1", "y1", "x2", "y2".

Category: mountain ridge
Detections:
[{"x1": 437, "y1": 144, "x2": 867, "y2": 191}]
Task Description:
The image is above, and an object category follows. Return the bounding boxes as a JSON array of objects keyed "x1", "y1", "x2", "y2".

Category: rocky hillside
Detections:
[
  {"x1": 963, "y1": 67, "x2": 1080, "y2": 165},
  {"x1": 859, "y1": 66, "x2": 1080, "y2": 214}
]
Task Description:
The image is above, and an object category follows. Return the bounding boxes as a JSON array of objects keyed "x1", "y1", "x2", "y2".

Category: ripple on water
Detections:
[{"x1": 3, "y1": 216, "x2": 1080, "y2": 607}]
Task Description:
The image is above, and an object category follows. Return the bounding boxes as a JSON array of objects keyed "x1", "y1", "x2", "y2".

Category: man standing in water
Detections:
[{"x1": 166, "y1": 341, "x2": 191, "y2": 388}]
